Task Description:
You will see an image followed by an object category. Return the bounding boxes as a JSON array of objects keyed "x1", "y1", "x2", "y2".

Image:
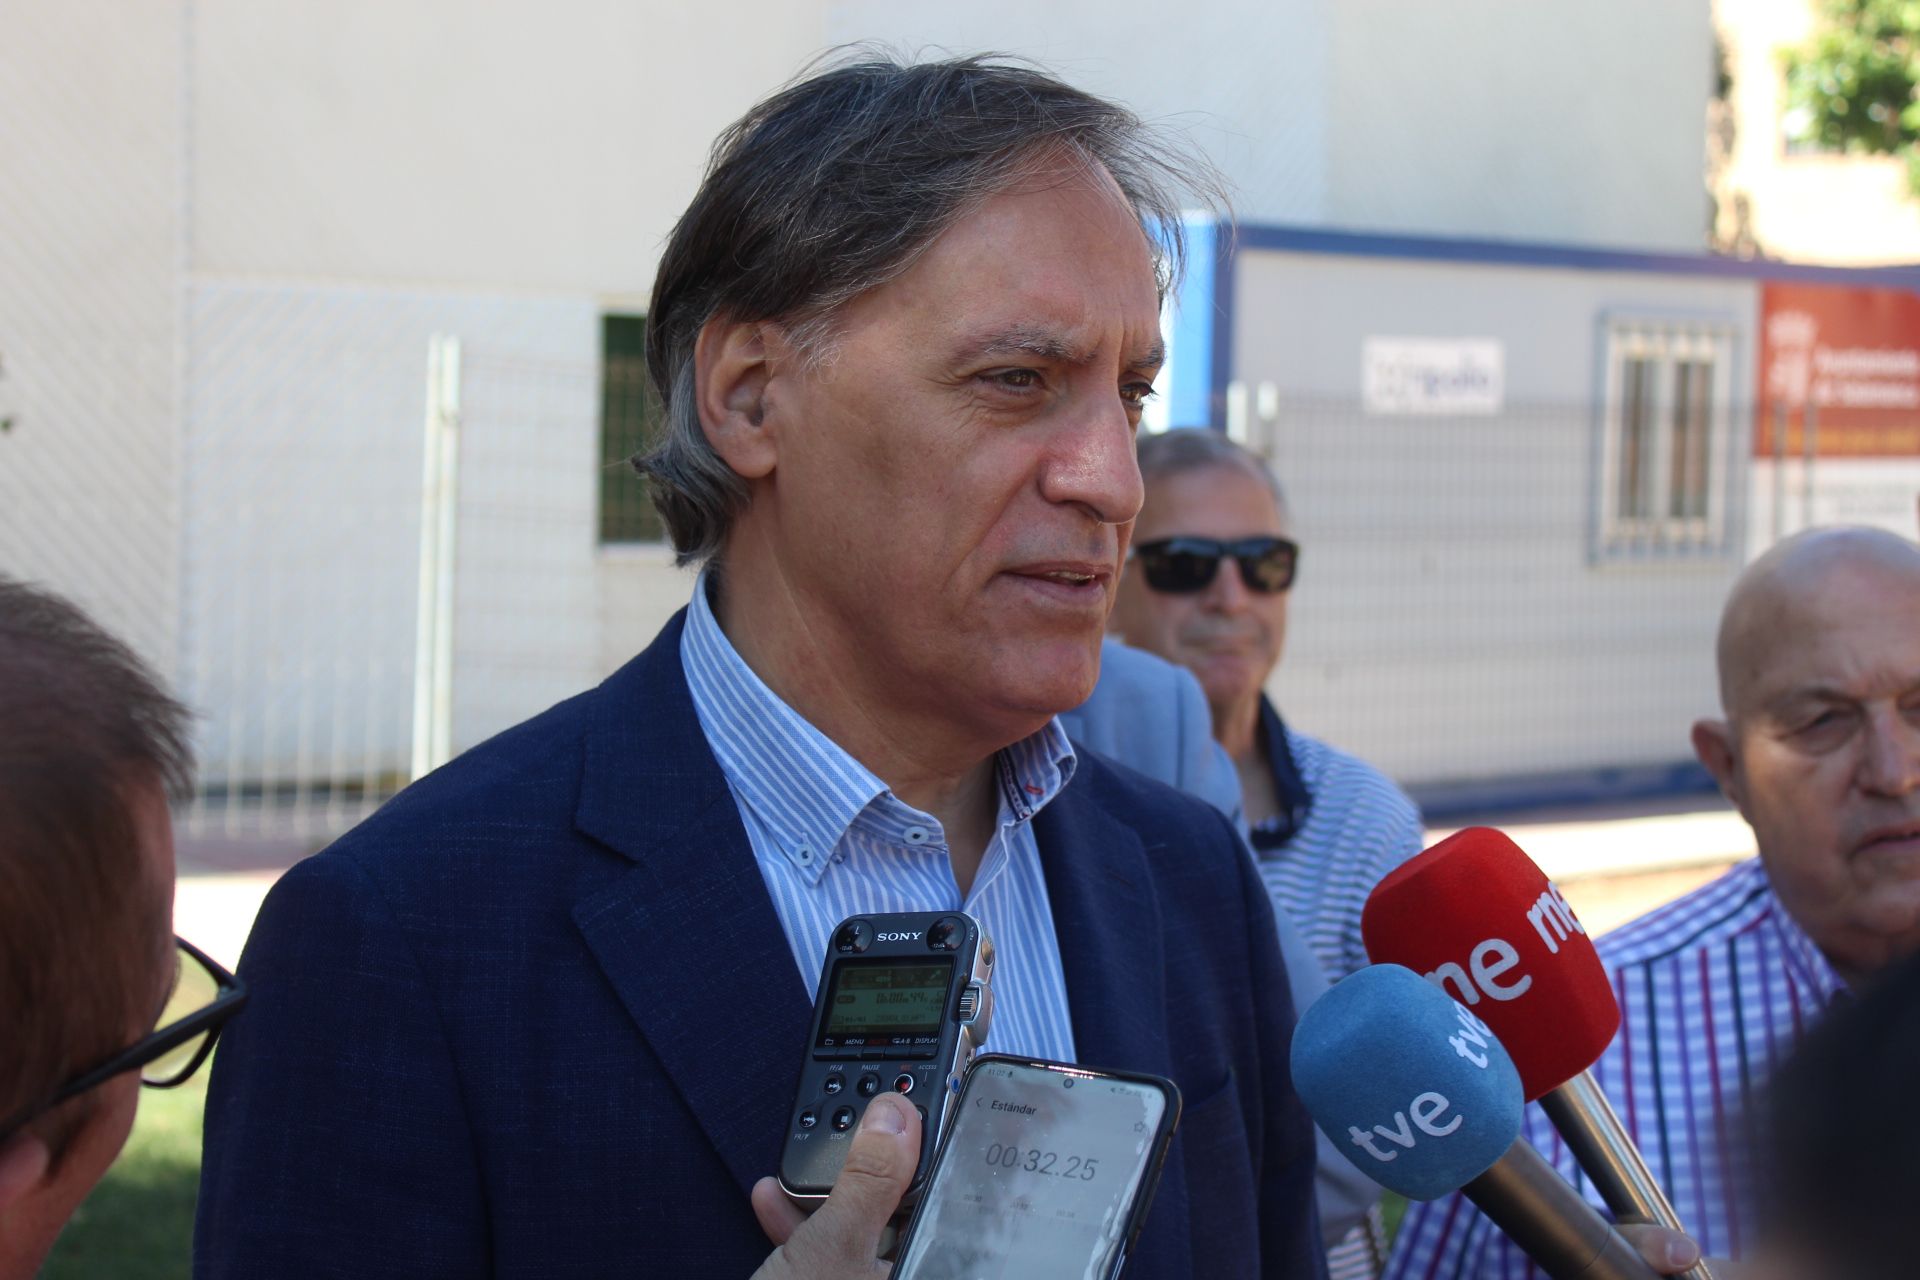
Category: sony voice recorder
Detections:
[{"x1": 777, "y1": 912, "x2": 994, "y2": 1204}]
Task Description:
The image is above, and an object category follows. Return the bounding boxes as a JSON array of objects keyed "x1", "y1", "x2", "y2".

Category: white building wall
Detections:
[
  {"x1": 191, "y1": 0, "x2": 831, "y2": 295},
  {"x1": 825, "y1": 0, "x2": 1333, "y2": 225},
  {"x1": 829, "y1": 0, "x2": 1712, "y2": 250},
  {"x1": 1324, "y1": 0, "x2": 1715, "y2": 252},
  {"x1": 171, "y1": 0, "x2": 831, "y2": 793},
  {"x1": 182, "y1": 283, "x2": 605, "y2": 784},
  {"x1": 0, "y1": 2, "x2": 182, "y2": 680},
  {"x1": 1231, "y1": 250, "x2": 1756, "y2": 786}
]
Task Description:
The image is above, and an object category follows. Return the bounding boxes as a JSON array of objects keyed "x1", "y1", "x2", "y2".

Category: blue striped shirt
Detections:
[
  {"x1": 1254, "y1": 716, "x2": 1427, "y2": 982},
  {"x1": 679, "y1": 574, "x2": 1078, "y2": 1064},
  {"x1": 1384, "y1": 857, "x2": 1845, "y2": 1279}
]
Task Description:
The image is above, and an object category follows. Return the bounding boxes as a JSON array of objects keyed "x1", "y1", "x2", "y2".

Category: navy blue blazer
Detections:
[{"x1": 195, "y1": 612, "x2": 1324, "y2": 1279}]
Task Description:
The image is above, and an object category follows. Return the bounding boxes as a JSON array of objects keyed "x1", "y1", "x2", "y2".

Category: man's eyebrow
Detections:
[
  {"x1": 959, "y1": 325, "x2": 1165, "y2": 370},
  {"x1": 1760, "y1": 686, "x2": 1853, "y2": 715}
]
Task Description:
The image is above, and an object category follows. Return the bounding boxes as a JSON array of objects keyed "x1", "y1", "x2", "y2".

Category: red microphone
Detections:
[{"x1": 1362, "y1": 827, "x2": 1718, "y2": 1280}]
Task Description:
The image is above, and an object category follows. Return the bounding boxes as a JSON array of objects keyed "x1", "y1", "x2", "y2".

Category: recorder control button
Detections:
[
  {"x1": 927, "y1": 916, "x2": 964, "y2": 951},
  {"x1": 903, "y1": 1045, "x2": 937, "y2": 1060},
  {"x1": 860, "y1": 1048, "x2": 889, "y2": 1061},
  {"x1": 892, "y1": 1073, "x2": 915, "y2": 1094},
  {"x1": 822, "y1": 1073, "x2": 845, "y2": 1096},
  {"x1": 830, "y1": 1106, "x2": 856, "y2": 1132},
  {"x1": 856, "y1": 1073, "x2": 881, "y2": 1097},
  {"x1": 797, "y1": 1108, "x2": 818, "y2": 1130}
]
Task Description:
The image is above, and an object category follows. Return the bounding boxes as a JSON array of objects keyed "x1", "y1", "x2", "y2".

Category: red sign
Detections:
[{"x1": 1757, "y1": 281, "x2": 1920, "y2": 458}]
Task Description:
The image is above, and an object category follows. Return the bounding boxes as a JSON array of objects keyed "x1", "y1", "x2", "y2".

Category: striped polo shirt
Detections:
[
  {"x1": 1253, "y1": 701, "x2": 1428, "y2": 981},
  {"x1": 679, "y1": 574, "x2": 1078, "y2": 1064},
  {"x1": 1384, "y1": 857, "x2": 1845, "y2": 1279}
]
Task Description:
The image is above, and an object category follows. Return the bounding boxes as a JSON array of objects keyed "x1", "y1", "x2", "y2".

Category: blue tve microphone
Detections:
[{"x1": 1292, "y1": 966, "x2": 1659, "y2": 1280}]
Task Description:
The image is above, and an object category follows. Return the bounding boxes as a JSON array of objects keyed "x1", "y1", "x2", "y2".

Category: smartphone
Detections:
[{"x1": 892, "y1": 1055, "x2": 1181, "y2": 1280}]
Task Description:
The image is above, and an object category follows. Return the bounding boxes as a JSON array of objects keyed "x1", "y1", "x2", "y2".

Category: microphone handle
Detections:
[
  {"x1": 1463, "y1": 1138, "x2": 1660, "y2": 1280},
  {"x1": 1540, "y1": 1071, "x2": 1718, "y2": 1280}
]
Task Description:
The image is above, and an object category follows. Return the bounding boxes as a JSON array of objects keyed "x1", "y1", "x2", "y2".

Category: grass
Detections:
[
  {"x1": 40, "y1": 1073, "x2": 206, "y2": 1280},
  {"x1": 1382, "y1": 1191, "x2": 1407, "y2": 1242}
]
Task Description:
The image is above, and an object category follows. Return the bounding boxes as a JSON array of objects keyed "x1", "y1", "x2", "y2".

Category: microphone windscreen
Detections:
[
  {"x1": 1291, "y1": 964, "x2": 1524, "y2": 1200},
  {"x1": 1361, "y1": 827, "x2": 1620, "y2": 1101}
]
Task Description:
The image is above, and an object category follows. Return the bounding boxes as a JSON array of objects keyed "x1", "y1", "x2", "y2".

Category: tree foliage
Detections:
[{"x1": 1782, "y1": 0, "x2": 1920, "y2": 192}]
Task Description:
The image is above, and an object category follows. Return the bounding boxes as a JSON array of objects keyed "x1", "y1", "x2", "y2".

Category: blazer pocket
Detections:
[{"x1": 1177, "y1": 1069, "x2": 1260, "y2": 1268}]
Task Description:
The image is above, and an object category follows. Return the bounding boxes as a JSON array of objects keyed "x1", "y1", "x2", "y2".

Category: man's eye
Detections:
[
  {"x1": 988, "y1": 368, "x2": 1042, "y2": 390},
  {"x1": 1794, "y1": 710, "x2": 1851, "y2": 743},
  {"x1": 1120, "y1": 382, "x2": 1159, "y2": 407}
]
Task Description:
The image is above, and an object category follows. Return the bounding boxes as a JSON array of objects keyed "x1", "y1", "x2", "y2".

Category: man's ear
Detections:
[
  {"x1": 693, "y1": 316, "x2": 781, "y2": 481},
  {"x1": 1691, "y1": 718, "x2": 1747, "y2": 817},
  {"x1": 0, "y1": 1132, "x2": 49, "y2": 1213}
]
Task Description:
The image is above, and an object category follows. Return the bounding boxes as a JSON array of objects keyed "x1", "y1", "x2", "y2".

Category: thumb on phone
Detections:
[{"x1": 750, "y1": 1092, "x2": 922, "y2": 1278}]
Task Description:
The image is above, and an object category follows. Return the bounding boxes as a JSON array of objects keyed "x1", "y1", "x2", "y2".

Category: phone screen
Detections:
[{"x1": 893, "y1": 1057, "x2": 1175, "y2": 1280}]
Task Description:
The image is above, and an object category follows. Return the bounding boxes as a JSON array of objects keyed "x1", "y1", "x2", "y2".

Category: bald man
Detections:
[{"x1": 1389, "y1": 526, "x2": 1920, "y2": 1278}]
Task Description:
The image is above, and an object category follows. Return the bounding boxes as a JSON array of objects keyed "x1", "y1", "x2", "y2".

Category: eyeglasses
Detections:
[
  {"x1": 1131, "y1": 536, "x2": 1300, "y2": 595},
  {"x1": 0, "y1": 937, "x2": 247, "y2": 1139}
]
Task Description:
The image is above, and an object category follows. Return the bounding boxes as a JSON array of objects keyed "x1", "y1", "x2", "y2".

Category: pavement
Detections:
[{"x1": 173, "y1": 793, "x2": 1757, "y2": 973}]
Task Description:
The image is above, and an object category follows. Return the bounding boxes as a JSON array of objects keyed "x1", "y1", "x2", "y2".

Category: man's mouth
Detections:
[
  {"x1": 1856, "y1": 820, "x2": 1920, "y2": 856},
  {"x1": 1008, "y1": 562, "x2": 1110, "y2": 588}
]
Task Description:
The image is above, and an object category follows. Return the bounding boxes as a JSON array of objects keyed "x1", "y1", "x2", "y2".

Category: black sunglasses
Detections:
[
  {"x1": 0, "y1": 937, "x2": 247, "y2": 1141},
  {"x1": 1131, "y1": 536, "x2": 1300, "y2": 595}
]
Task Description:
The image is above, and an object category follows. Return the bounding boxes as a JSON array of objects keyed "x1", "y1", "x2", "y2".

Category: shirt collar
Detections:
[
  {"x1": 1250, "y1": 695, "x2": 1312, "y2": 854},
  {"x1": 1753, "y1": 859, "x2": 1850, "y2": 1008},
  {"x1": 681, "y1": 572, "x2": 887, "y2": 884},
  {"x1": 679, "y1": 571, "x2": 1079, "y2": 882}
]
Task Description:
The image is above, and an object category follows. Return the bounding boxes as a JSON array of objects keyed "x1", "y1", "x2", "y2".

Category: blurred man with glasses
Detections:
[
  {"x1": 1106, "y1": 429, "x2": 1420, "y2": 1279},
  {"x1": 0, "y1": 576, "x2": 246, "y2": 1276},
  {"x1": 1110, "y1": 429, "x2": 1424, "y2": 986}
]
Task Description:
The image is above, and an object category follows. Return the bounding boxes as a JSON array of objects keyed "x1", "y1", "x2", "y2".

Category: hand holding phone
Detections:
[{"x1": 892, "y1": 1056, "x2": 1181, "y2": 1280}]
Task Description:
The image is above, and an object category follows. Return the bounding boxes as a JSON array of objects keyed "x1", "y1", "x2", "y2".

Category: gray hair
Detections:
[
  {"x1": 635, "y1": 50, "x2": 1223, "y2": 564},
  {"x1": 1136, "y1": 428, "x2": 1288, "y2": 515}
]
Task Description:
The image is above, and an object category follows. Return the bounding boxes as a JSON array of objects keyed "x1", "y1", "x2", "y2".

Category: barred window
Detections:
[
  {"x1": 599, "y1": 314, "x2": 663, "y2": 544},
  {"x1": 1596, "y1": 321, "x2": 1734, "y2": 558}
]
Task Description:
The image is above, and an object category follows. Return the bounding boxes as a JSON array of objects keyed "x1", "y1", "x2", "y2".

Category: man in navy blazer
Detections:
[{"x1": 197, "y1": 55, "x2": 1323, "y2": 1279}]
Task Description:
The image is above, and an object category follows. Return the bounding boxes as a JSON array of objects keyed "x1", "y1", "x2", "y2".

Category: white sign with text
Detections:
[{"x1": 1363, "y1": 337, "x2": 1505, "y2": 416}]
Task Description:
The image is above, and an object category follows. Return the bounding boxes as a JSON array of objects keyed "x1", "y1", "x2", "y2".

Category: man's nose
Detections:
[
  {"x1": 1040, "y1": 391, "x2": 1145, "y2": 525},
  {"x1": 1199, "y1": 549, "x2": 1253, "y2": 612},
  {"x1": 1858, "y1": 705, "x2": 1920, "y2": 796}
]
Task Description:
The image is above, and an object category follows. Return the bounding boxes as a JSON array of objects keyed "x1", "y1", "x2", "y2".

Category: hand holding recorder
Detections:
[
  {"x1": 751, "y1": 1093, "x2": 921, "y2": 1280},
  {"x1": 779, "y1": 912, "x2": 994, "y2": 1207}
]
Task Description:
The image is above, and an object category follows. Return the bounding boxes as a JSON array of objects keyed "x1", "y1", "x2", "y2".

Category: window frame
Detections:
[
  {"x1": 598, "y1": 313, "x2": 665, "y2": 547},
  {"x1": 1593, "y1": 316, "x2": 1738, "y2": 560}
]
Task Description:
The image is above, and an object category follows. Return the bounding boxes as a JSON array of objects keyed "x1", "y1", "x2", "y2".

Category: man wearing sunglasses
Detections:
[
  {"x1": 1109, "y1": 429, "x2": 1424, "y2": 986},
  {"x1": 0, "y1": 577, "x2": 246, "y2": 1276}
]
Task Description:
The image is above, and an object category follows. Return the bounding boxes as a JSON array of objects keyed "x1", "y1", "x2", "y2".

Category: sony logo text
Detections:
[
  {"x1": 1422, "y1": 883, "x2": 1585, "y2": 1006},
  {"x1": 875, "y1": 932, "x2": 918, "y2": 942}
]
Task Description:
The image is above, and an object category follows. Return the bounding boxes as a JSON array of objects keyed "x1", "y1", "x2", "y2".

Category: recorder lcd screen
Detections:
[{"x1": 820, "y1": 958, "x2": 953, "y2": 1040}]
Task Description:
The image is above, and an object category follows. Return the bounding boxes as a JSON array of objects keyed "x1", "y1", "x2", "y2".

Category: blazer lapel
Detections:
[
  {"x1": 1033, "y1": 774, "x2": 1172, "y2": 1079},
  {"x1": 570, "y1": 611, "x2": 812, "y2": 1197},
  {"x1": 1033, "y1": 769, "x2": 1188, "y2": 1275}
]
